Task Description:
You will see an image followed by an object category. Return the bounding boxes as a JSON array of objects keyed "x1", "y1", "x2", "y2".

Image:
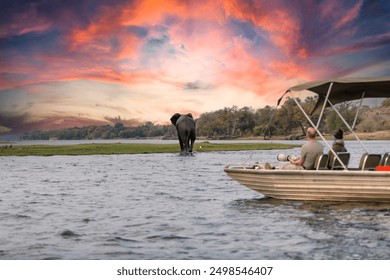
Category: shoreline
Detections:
[
  {"x1": 1, "y1": 130, "x2": 389, "y2": 144},
  {"x1": 0, "y1": 142, "x2": 298, "y2": 156}
]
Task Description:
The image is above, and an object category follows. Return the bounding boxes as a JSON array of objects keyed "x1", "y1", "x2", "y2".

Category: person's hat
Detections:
[{"x1": 334, "y1": 128, "x2": 343, "y2": 139}]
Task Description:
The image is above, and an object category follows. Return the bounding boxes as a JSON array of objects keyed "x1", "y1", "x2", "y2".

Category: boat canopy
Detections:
[{"x1": 288, "y1": 76, "x2": 390, "y2": 114}]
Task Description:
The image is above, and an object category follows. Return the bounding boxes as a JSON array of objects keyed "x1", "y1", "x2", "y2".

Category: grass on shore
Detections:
[{"x1": 0, "y1": 142, "x2": 297, "y2": 156}]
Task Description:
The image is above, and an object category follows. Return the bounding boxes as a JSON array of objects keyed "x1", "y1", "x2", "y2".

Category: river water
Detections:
[{"x1": 0, "y1": 140, "x2": 389, "y2": 259}]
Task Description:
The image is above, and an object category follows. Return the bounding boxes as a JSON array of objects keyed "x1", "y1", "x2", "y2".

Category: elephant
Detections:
[{"x1": 170, "y1": 113, "x2": 196, "y2": 155}]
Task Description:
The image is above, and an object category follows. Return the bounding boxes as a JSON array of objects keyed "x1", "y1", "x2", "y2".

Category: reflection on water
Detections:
[{"x1": 0, "y1": 141, "x2": 389, "y2": 259}]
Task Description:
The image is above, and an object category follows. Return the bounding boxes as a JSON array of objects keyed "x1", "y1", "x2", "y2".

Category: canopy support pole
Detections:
[
  {"x1": 327, "y1": 100, "x2": 369, "y2": 153},
  {"x1": 316, "y1": 82, "x2": 333, "y2": 129},
  {"x1": 352, "y1": 92, "x2": 365, "y2": 131},
  {"x1": 292, "y1": 97, "x2": 348, "y2": 170},
  {"x1": 262, "y1": 90, "x2": 290, "y2": 138}
]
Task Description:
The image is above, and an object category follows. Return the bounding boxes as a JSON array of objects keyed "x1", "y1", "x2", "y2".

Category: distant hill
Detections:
[{"x1": 356, "y1": 106, "x2": 390, "y2": 133}]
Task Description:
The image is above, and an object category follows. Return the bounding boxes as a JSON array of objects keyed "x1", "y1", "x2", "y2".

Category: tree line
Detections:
[{"x1": 20, "y1": 97, "x2": 390, "y2": 140}]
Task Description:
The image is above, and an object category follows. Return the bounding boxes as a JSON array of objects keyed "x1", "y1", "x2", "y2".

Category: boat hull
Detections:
[{"x1": 224, "y1": 166, "x2": 390, "y2": 202}]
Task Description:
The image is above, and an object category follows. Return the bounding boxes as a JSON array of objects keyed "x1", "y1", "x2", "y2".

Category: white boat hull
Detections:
[{"x1": 224, "y1": 167, "x2": 390, "y2": 202}]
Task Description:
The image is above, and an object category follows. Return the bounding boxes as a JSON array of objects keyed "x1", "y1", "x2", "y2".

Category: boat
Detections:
[{"x1": 224, "y1": 77, "x2": 390, "y2": 202}]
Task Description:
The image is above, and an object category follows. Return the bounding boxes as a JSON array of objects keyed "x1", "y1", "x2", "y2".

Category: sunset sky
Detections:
[{"x1": 1, "y1": 0, "x2": 389, "y2": 135}]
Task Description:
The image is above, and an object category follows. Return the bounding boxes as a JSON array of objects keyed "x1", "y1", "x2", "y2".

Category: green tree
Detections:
[
  {"x1": 222, "y1": 106, "x2": 238, "y2": 136},
  {"x1": 254, "y1": 105, "x2": 275, "y2": 137},
  {"x1": 324, "y1": 101, "x2": 359, "y2": 132},
  {"x1": 274, "y1": 97, "x2": 302, "y2": 135},
  {"x1": 236, "y1": 106, "x2": 255, "y2": 135}
]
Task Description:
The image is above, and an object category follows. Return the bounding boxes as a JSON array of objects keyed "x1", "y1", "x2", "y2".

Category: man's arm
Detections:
[
  {"x1": 291, "y1": 146, "x2": 306, "y2": 166},
  {"x1": 291, "y1": 158, "x2": 303, "y2": 166}
]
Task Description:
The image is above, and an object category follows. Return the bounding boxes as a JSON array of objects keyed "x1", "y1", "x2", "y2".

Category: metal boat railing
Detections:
[
  {"x1": 277, "y1": 83, "x2": 371, "y2": 170},
  {"x1": 261, "y1": 77, "x2": 390, "y2": 171},
  {"x1": 290, "y1": 94, "x2": 349, "y2": 170}
]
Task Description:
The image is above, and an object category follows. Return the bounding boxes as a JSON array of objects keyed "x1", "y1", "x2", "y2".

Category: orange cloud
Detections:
[
  {"x1": 120, "y1": 0, "x2": 227, "y2": 26},
  {"x1": 0, "y1": 0, "x2": 316, "y2": 112},
  {"x1": 271, "y1": 60, "x2": 310, "y2": 80},
  {"x1": 2, "y1": 0, "x2": 389, "y2": 135},
  {"x1": 120, "y1": 0, "x2": 187, "y2": 26},
  {"x1": 223, "y1": 0, "x2": 303, "y2": 57},
  {"x1": 3, "y1": 0, "x2": 307, "y2": 93}
]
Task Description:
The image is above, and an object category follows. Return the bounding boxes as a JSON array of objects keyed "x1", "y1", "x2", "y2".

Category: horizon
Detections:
[{"x1": 1, "y1": 0, "x2": 390, "y2": 135}]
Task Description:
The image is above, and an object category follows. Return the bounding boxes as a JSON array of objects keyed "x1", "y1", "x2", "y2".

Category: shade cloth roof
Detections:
[{"x1": 288, "y1": 76, "x2": 390, "y2": 114}]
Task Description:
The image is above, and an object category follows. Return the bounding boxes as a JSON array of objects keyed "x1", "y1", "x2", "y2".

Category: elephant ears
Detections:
[
  {"x1": 170, "y1": 113, "x2": 181, "y2": 125},
  {"x1": 186, "y1": 113, "x2": 193, "y2": 119}
]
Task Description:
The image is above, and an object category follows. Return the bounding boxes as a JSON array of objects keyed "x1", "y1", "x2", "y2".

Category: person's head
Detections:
[
  {"x1": 334, "y1": 128, "x2": 343, "y2": 139},
  {"x1": 306, "y1": 127, "x2": 317, "y2": 140}
]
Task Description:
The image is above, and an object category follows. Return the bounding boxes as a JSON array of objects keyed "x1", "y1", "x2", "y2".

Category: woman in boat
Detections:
[{"x1": 327, "y1": 128, "x2": 347, "y2": 169}]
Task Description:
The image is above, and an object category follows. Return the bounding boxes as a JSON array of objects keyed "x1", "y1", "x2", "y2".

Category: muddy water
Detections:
[{"x1": 0, "y1": 141, "x2": 389, "y2": 259}]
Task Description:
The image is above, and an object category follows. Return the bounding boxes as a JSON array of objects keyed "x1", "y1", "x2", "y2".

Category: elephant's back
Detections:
[{"x1": 177, "y1": 115, "x2": 196, "y2": 129}]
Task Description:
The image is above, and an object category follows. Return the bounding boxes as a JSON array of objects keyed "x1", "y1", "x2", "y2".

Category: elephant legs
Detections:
[
  {"x1": 184, "y1": 134, "x2": 195, "y2": 155},
  {"x1": 178, "y1": 133, "x2": 194, "y2": 155},
  {"x1": 185, "y1": 138, "x2": 191, "y2": 154},
  {"x1": 178, "y1": 137, "x2": 185, "y2": 153},
  {"x1": 178, "y1": 135, "x2": 189, "y2": 155},
  {"x1": 180, "y1": 138, "x2": 190, "y2": 155},
  {"x1": 188, "y1": 136, "x2": 195, "y2": 154}
]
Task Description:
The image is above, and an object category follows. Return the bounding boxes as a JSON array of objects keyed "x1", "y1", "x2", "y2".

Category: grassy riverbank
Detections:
[{"x1": 0, "y1": 142, "x2": 297, "y2": 156}]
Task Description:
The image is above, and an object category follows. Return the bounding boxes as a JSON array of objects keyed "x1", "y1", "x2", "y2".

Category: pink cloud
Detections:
[
  {"x1": 324, "y1": 32, "x2": 390, "y2": 57},
  {"x1": 0, "y1": 6, "x2": 52, "y2": 38},
  {"x1": 1, "y1": 0, "x2": 389, "y2": 134},
  {"x1": 335, "y1": 0, "x2": 364, "y2": 29},
  {"x1": 2, "y1": 0, "x2": 307, "y2": 93},
  {"x1": 320, "y1": 0, "x2": 364, "y2": 30},
  {"x1": 223, "y1": 0, "x2": 303, "y2": 57}
]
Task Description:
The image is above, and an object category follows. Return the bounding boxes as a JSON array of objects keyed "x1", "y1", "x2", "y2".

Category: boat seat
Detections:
[
  {"x1": 330, "y1": 152, "x2": 350, "y2": 170},
  {"x1": 379, "y1": 152, "x2": 390, "y2": 166},
  {"x1": 315, "y1": 154, "x2": 329, "y2": 170},
  {"x1": 359, "y1": 153, "x2": 382, "y2": 171}
]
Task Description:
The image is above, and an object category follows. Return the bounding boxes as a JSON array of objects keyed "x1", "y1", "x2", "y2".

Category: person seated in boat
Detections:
[
  {"x1": 327, "y1": 128, "x2": 347, "y2": 169},
  {"x1": 282, "y1": 127, "x2": 323, "y2": 170}
]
